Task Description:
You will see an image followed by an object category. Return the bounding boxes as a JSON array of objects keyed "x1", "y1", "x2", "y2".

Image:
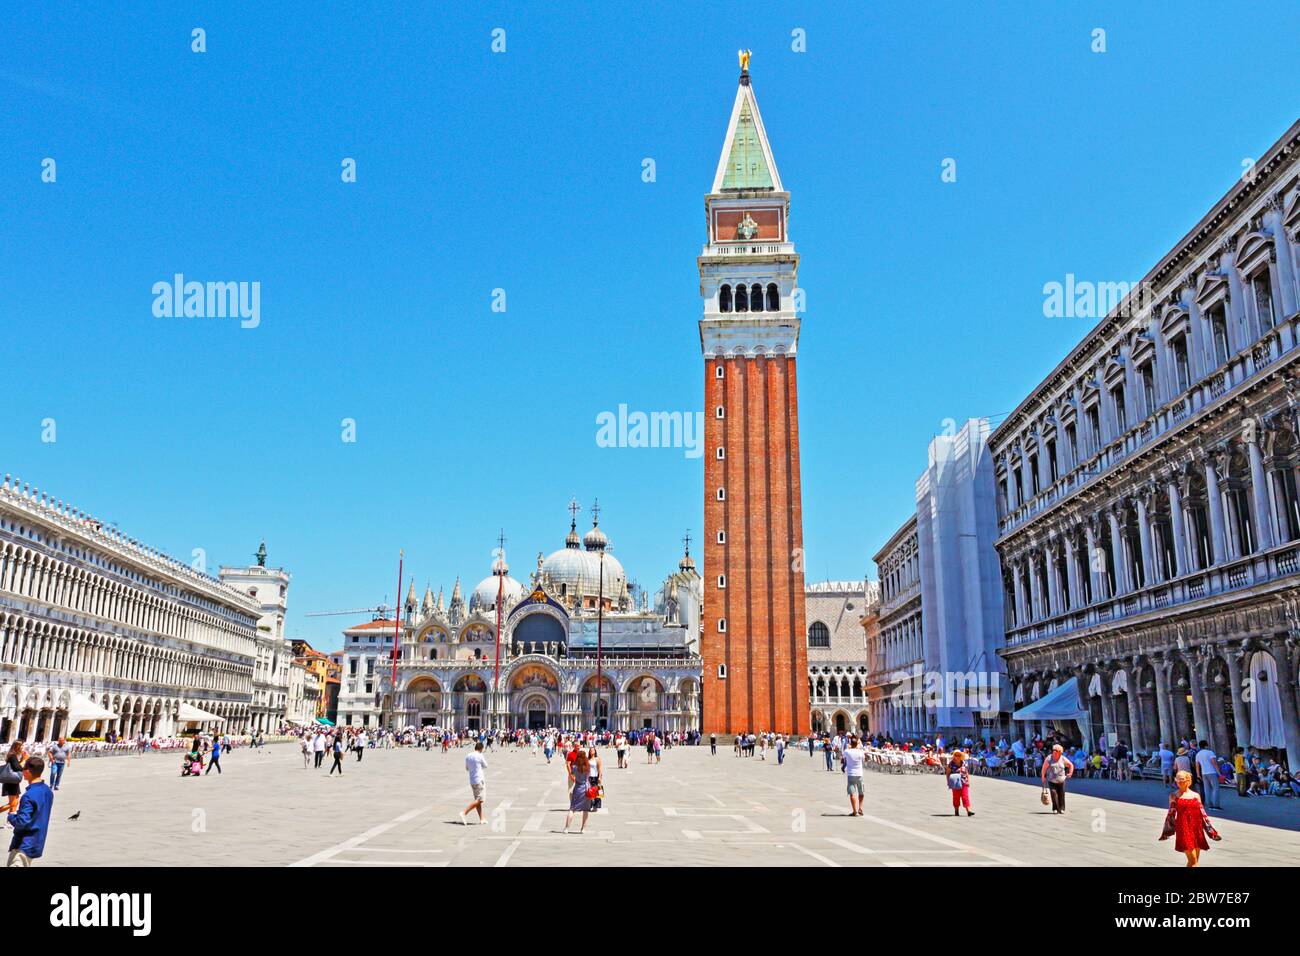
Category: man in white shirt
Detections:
[
  {"x1": 841, "y1": 735, "x2": 866, "y2": 816},
  {"x1": 1010, "y1": 738, "x2": 1027, "y2": 776},
  {"x1": 312, "y1": 731, "x2": 326, "y2": 769},
  {"x1": 1194, "y1": 740, "x2": 1222, "y2": 809},
  {"x1": 461, "y1": 743, "x2": 489, "y2": 825},
  {"x1": 355, "y1": 731, "x2": 368, "y2": 761}
]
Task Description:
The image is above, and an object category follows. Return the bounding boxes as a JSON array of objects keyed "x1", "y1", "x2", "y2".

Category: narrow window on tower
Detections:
[
  {"x1": 766, "y1": 283, "x2": 779, "y2": 311},
  {"x1": 717, "y1": 530, "x2": 726, "y2": 544},
  {"x1": 735, "y1": 285, "x2": 748, "y2": 312},
  {"x1": 716, "y1": 447, "x2": 725, "y2": 460},
  {"x1": 715, "y1": 365, "x2": 725, "y2": 379},
  {"x1": 717, "y1": 488, "x2": 726, "y2": 501},
  {"x1": 715, "y1": 405, "x2": 725, "y2": 419},
  {"x1": 717, "y1": 574, "x2": 726, "y2": 589},
  {"x1": 717, "y1": 663, "x2": 727, "y2": 679},
  {"x1": 750, "y1": 283, "x2": 763, "y2": 312},
  {"x1": 719, "y1": 284, "x2": 733, "y2": 313},
  {"x1": 718, "y1": 618, "x2": 727, "y2": 632}
]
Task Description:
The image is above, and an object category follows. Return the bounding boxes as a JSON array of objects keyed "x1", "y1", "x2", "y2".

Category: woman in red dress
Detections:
[{"x1": 1161, "y1": 769, "x2": 1220, "y2": 866}]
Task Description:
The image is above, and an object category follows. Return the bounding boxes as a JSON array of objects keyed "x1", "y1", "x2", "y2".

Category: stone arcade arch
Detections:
[
  {"x1": 509, "y1": 663, "x2": 560, "y2": 730},
  {"x1": 624, "y1": 675, "x2": 665, "y2": 729},
  {"x1": 453, "y1": 673, "x2": 488, "y2": 731},
  {"x1": 405, "y1": 676, "x2": 444, "y2": 726}
]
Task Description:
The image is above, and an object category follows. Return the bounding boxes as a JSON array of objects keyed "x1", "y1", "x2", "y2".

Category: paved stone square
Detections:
[{"x1": 21, "y1": 743, "x2": 1300, "y2": 867}]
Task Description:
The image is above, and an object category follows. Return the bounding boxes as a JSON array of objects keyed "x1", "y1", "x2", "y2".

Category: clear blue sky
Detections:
[{"x1": 3, "y1": 2, "x2": 1298, "y2": 650}]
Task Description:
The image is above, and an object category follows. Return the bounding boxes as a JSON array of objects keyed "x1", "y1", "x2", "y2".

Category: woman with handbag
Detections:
[
  {"x1": 563, "y1": 750, "x2": 591, "y2": 834},
  {"x1": 1160, "y1": 769, "x2": 1221, "y2": 867},
  {"x1": 946, "y1": 750, "x2": 973, "y2": 816},
  {"x1": 586, "y1": 746, "x2": 604, "y2": 812},
  {"x1": 2, "y1": 741, "x2": 27, "y2": 815},
  {"x1": 1041, "y1": 743, "x2": 1073, "y2": 814}
]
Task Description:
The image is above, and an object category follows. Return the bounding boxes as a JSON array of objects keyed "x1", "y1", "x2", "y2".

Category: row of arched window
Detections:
[
  {"x1": 0, "y1": 612, "x2": 253, "y2": 694},
  {"x1": 719, "y1": 283, "x2": 779, "y2": 313},
  {"x1": 0, "y1": 541, "x2": 256, "y2": 656}
]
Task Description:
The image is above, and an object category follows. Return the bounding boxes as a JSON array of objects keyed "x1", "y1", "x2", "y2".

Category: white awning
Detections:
[
  {"x1": 1014, "y1": 683, "x2": 1025, "y2": 704},
  {"x1": 68, "y1": 694, "x2": 117, "y2": 724},
  {"x1": 1011, "y1": 679, "x2": 1086, "y2": 722},
  {"x1": 1087, "y1": 672, "x2": 1102, "y2": 697},
  {"x1": 177, "y1": 702, "x2": 225, "y2": 723},
  {"x1": 1111, "y1": 670, "x2": 1129, "y2": 696}
]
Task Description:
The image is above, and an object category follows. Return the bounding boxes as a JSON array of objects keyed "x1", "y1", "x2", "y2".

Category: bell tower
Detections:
[{"x1": 699, "y1": 53, "x2": 808, "y2": 735}]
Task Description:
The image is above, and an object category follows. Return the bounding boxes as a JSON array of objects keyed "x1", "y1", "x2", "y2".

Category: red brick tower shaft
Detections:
[{"x1": 698, "y1": 57, "x2": 808, "y2": 736}]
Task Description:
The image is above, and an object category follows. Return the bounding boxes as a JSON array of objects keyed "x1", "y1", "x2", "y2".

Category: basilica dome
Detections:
[
  {"x1": 542, "y1": 520, "x2": 626, "y2": 604},
  {"x1": 470, "y1": 570, "x2": 523, "y2": 612}
]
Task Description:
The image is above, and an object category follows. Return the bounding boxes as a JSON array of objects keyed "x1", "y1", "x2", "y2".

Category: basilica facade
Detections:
[
  {"x1": 993, "y1": 119, "x2": 1300, "y2": 763},
  {"x1": 366, "y1": 509, "x2": 704, "y2": 733}
]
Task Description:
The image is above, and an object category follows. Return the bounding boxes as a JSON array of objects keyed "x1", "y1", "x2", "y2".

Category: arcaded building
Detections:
[
  {"x1": 994, "y1": 119, "x2": 1300, "y2": 763},
  {"x1": 806, "y1": 580, "x2": 878, "y2": 736}
]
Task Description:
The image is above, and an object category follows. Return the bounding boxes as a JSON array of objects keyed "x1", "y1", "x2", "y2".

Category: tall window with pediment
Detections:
[
  {"x1": 1173, "y1": 334, "x2": 1191, "y2": 392},
  {"x1": 1054, "y1": 550, "x2": 1070, "y2": 612},
  {"x1": 1209, "y1": 306, "x2": 1231, "y2": 366},
  {"x1": 1086, "y1": 406, "x2": 1101, "y2": 455},
  {"x1": 1185, "y1": 472, "x2": 1213, "y2": 570},
  {"x1": 1149, "y1": 498, "x2": 1176, "y2": 581},
  {"x1": 1122, "y1": 508, "x2": 1145, "y2": 590},
  {"x1": 1074, "y1": 535, "x2": 1093, "y2": 604},
  {"x1": 1112, "y1": 384, "x2": 1127, "y2": 434},
  {"x1": 1140, "y1": 362, "x2": 1156, "y2": 416},
  {"x1": 1223, "y1": 450, "x2": 1255, "y2": 558},
  {"x1": 1274, "y1": 465, "x2": 1300, "y2": 543},
  {"x1": 1098, "y1": 521, "x2": 1117, "y2": 598},
  {"x1": 1252, "y1": 271, "x2": 1276, "y2": 333}
]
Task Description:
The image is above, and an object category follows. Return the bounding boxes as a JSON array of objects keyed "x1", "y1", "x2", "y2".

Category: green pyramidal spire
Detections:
[{"x1": 721, "y1": 99, "x2": 774, "y2": 190}]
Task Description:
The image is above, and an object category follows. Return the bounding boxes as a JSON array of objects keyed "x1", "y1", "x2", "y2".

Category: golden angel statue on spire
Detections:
[{"x1": 738, "y1": 49, "x2": 752, "y2": 72}]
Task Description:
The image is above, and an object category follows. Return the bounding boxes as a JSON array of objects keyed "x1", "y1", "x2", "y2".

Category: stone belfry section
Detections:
[{"x1": 698, "y1": 56, "x2": 808, "y2": 735}]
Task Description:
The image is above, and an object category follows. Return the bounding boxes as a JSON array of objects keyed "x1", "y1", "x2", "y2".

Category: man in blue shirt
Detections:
[
  {"x1": 7, "y1": 755, "x2": 52, "y2": 867},
  {"x1": 205, "y1": 736, "x2": 222, "y2": 775},
  {"x1": 46, "y1": 738, "x2": 69, "y2": 791}
]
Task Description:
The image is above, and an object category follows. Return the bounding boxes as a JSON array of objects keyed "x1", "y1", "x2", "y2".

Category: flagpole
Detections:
[
  {"x1": 390, "y1": 550, "x2": 402, "y2": 727},
  {"x1": 493, "y1": 530, "x2": 506, "y2": 704},
  {"x1": 494, "y1": 573, "x2": 503, "y2": 695},
  {"x1": 596, "y1": 550, "x2": 604, "y2": 732}
]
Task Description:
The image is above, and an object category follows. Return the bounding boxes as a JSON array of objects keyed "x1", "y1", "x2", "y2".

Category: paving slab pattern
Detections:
[{"x1": 20, "y1": 744, "x2": 1300, "y2": 867}]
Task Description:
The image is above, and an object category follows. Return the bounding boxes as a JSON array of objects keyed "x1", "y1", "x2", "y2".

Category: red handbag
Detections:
[{"x1": 586, "y1": 785, "x2": 600, "y2": 800}]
